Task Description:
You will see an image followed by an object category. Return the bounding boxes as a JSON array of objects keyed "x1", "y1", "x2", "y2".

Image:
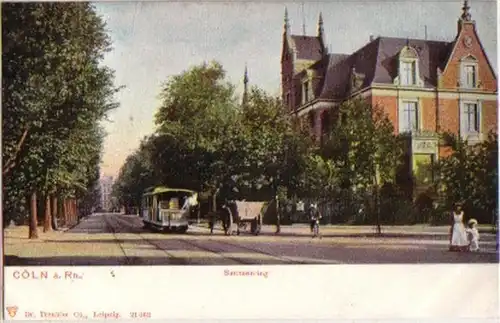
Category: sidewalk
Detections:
[{"x1": 191, "y1": 223, "x2": 498, "y2": 241}]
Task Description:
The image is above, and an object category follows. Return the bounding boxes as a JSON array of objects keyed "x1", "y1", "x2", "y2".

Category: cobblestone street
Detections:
[{"x1": 4, "y1": 213, "x2": 498, "y2": 265}]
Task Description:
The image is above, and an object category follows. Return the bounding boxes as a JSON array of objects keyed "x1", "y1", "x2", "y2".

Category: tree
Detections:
[
  {"x1": 2, "y1": 3, "x2": 120, "y2": 236},
  {"x1": 435, "y1": 131, "x2": 498, "y2": 226},
  {"x1": 153, "y1": 61, "x2": 239, "y2": 209},
  {"x1": 112, "y1": 142, "x2": 157, "y2": 213},
  {"x1": 320, "y1": 98, "x2": 403, "y2": 231}
]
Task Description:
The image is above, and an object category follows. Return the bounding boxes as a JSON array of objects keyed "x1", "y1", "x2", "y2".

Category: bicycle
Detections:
[{"x1": 312, "y1": 218, "x2": 321, "y2": 238}]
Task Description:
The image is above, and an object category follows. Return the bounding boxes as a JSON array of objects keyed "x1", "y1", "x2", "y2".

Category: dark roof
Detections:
[
  {"x1": 318, "y1": 39, "x2": 380, "y2": 99},
  {"x1": 315, "y1": 36, "x2": 453, "y2": 100},
  {"x1": 290, "y1": 35, "x2": 324, "y2": 61},
  {"x1": 372, "y1": 37, "x2": 452, "y2": 86}
]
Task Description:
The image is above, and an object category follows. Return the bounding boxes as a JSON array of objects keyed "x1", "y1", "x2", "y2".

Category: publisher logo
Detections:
[{"x1": 6, "y1": 306, "x2": 18, "y2": 318}]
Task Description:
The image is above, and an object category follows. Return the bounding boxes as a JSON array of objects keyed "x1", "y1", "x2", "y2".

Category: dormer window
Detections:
[
  {"x1": 350, "y1": 66, "x2": 365, "y2": 93},
  {"x1": 394, "y1": 45, "x2": 424, "y2": 87},
  {"x1": 460, "y1": 55, "x2": 478, "y2": 89},
  {"x1": 401, "y1": 61, "x2": 416, "y2": 85}
]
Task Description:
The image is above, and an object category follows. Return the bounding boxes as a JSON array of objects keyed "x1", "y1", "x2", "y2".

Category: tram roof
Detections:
[{"x1": 142, "y1": 186, "x2": 196, "y2": 196}]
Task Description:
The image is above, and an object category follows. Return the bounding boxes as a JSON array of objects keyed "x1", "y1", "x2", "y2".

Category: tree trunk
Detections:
[
  {"x1": 73, "y1": 199, "x2": 77, "y2": 222},
  {"x1": 37, "y1": 197, "x2": 44, "y2": 224},
  {"x1": 276, "y1": 196, "x2": 281, "y2": 234},
  {"x1": 63, "y1": 199, "x2": 69, "y2": 225},
  {"x1": 51, "y1": 195, "x2": 58, "y2": 230},
  {"x1": 57, "y1": 197, "x2": 64, "y2": 226},
  {"x1": 43, "y1": 194, "x2": 52, "y2": 232},
  {"x1": 75, "y1": 199, "x2": 79, "y2": 223},
  {"x1": 29, "y1": 191, "x2": 39, "y2": 239},
  {"x1": 70, "y1": 199, "x2": 74, "y2": 224},
  {"x1": 374, "y1": 185, "x2": 381, "y2": 235},
  {"x1": 211, "y1": 193, "x2": 217, "y2": 213},
  {"x1": 71, "y1": 199, "x2": 75, "y2": 223}
]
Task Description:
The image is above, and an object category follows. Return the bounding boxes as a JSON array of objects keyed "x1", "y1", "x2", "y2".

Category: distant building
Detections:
[
  {"x1": 99, "y1": 176, "x2": 114, "y2": 211},
  {"x1": 280, "y1": 1, "x2": 497, "y2": 194}
]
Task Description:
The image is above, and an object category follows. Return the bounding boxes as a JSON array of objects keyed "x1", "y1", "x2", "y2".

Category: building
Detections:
[
  {"x1": 99, "y1": 175, "x2": 114, "y2": 211},
  {"x1": 281, "y1": 1, "x2": 497, "y2": 192}
]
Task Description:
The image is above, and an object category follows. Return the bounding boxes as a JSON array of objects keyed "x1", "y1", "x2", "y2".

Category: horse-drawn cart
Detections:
[{"x1": 219, "y1": 200, "x2": 267, "y2": 236}]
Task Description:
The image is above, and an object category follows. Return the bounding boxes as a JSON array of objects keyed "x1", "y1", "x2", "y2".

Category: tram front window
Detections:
[{"x1": 157, "y1": 192, "x2": 194, "y2": 210}]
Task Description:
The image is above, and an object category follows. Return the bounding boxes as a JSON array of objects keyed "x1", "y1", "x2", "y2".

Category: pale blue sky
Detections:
[{"x1": 95, "y1": 1, "x2": 498, "y2": 177}]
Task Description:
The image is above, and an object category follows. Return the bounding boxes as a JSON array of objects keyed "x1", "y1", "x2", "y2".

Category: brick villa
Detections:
[{"x1": 280, "y1": 1, "x2": 498, "y2": 190}]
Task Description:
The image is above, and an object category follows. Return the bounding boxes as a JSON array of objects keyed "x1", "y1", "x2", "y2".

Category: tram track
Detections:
[
  {"x1": 194, "y1": 237, "x2": 307, "y2": 265},
  {"x1": 102, "y1": 213, "x2": 190, "y2": 265},
  {"x1": 104, "y1": 213, "x2": 258, "y2": 265}
]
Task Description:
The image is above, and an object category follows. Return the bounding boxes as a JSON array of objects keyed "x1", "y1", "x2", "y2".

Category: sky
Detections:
[{"x1": 94, "y1": 1, "x2": 498, "y2": 178}]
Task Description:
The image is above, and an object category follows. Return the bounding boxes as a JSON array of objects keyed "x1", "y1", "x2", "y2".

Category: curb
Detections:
[
  {"x1": 58, "y1": 220, "x2": 82, "y2": 232},
  {"x1": 189, "y1": 224, "x2": 497, "y2": 240}
]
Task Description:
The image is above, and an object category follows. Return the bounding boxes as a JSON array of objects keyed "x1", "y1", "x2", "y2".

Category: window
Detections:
[
  {"x1": 461, "y1": 102, "x2": 480, "y2": 133},
  {"x1": 399, "y1": 101, "x2": 419, "y2": 133},
  {"x1": 303, "y1": 81, "x2": 309, "y2": 104},
  {"x1": 395, "y1": 46, "x2": 423, "y2": 87},
  {"x1": 463, "y1": 64, "x2": 477, "y2": 88},
  {"x1": 400, "y1": 61, "x2": 416, "y2": 85},
  {"x1": 309, "y1": 111, "x2": 315, "y2": 129}
]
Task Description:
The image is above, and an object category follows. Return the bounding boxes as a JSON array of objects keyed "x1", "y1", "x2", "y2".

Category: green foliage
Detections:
[
  {"x1": 2, "y1": 3, "x2": 120, "y2": 226},
  {"x1": 113, "y1": 62, "x2": 313, "y2": 207},
  {"x1": 434, "y1": 131, "x2": 498, "y2": 225},
  {"x1": 321, "y1": 97, "x2": 403, "y2": 189},
  {"x1": 112, "y1": 140, "x2": 157, "y2": 210}
]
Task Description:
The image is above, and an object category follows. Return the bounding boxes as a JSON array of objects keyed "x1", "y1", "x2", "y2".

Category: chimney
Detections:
[{"x1": 369, "y1": 35, "x2": 375, "y2": 42}]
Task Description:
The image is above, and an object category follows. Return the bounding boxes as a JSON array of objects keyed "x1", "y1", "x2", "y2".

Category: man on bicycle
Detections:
[{"x1": 308, "y1": 204, "x2": 322, "y2": 237}]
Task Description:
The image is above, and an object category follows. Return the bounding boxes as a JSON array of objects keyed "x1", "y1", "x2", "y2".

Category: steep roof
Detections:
[
  {"x1": 371, "y1": 37, "x2": 452, "y2": 86},
  {"x1": 315, "y1": 36, "x2": 454, "y2": 100},
  {"x1": 290, "y1": 35, "x2": 324, "y2": 61}
]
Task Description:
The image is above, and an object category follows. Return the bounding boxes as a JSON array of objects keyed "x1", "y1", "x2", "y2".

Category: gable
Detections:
[{"x1": 441, "y1": 23, "x2": 497, "y2": 91}]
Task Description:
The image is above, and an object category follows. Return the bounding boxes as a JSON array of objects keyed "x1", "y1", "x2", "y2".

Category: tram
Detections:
[{"x1": 141, "y1": 186, "x2": 198, "y2": 233}]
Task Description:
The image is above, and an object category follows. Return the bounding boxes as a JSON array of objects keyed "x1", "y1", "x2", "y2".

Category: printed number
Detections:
[{"x1": 130, "y1": 312, "x2": 151, "y2": 319}]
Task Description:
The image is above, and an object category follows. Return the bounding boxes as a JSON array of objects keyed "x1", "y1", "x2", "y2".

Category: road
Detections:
[{"x1": 4, "y1": 213, "x2": 498, "y2": 265}]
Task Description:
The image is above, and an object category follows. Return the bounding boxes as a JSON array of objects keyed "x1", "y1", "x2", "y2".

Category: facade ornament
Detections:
[{"x1": 461, "y1": 0, "x2": 471, "y2": 21}]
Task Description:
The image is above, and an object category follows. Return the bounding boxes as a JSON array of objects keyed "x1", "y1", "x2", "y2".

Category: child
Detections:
[{"x1": 466, "y1": 219, "x2": 480, "y2": 252}]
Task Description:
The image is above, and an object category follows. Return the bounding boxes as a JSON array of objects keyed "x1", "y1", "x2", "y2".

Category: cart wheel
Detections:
[{"x1": 177, "y1": 226, "x2": 188, "y2": 234}]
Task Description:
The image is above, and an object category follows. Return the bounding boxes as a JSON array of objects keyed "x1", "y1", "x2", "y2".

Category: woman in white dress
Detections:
[{"x1": 449, "y1": 204, "x2": 469, "y2": 251}]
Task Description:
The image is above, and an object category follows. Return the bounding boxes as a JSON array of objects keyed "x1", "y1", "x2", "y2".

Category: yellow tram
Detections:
[{"x1": 141, "y1": 186, "x2": 198, "y2": 233}]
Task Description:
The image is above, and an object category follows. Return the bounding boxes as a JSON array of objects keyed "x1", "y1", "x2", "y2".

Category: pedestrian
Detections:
[
  {"x1": 449, "y1": 203, "x2": 468, "y2": 252},
  {"x1": 208, "y1": 212, "x2": 215, "y2": 235},
  {"x1": 308, "y1": 203, "x2": 322, "y2": 238},
  {"x1": 466, "y1": 218, "x2": 480, "y2": 252}
]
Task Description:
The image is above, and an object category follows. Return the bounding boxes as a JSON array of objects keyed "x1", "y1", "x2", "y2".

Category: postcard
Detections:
[{"x1": 2, "y1": 1, "x2": 498, "y2": 321}]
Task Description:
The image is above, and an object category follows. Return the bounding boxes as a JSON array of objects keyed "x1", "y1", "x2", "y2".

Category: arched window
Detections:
[
  {"x1": 459, "y1": 55, "x2": 479, "y2": 88},
  {"x1": 394, "y1": 46, "x2": 424, "y2": 87}
]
